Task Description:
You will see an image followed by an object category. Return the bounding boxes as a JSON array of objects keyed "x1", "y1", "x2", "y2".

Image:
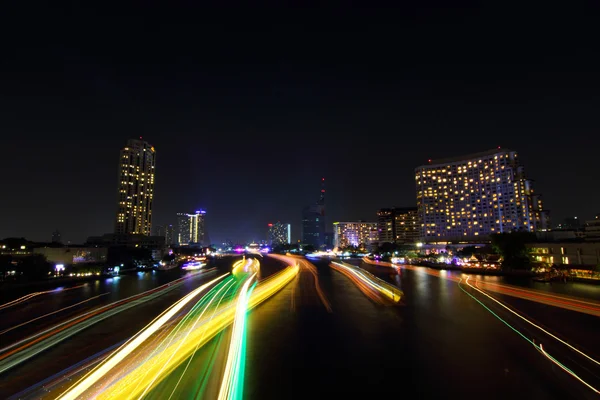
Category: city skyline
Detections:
[{"x1": 1, "y1": 4, "x2": 600, "y2": 243}]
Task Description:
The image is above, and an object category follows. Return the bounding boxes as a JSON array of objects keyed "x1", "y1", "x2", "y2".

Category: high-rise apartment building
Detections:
[
  {"x1": 333, "y1": 221, "x2": 378, "y2": 249},
  {"x1": 165, "y1": 224, "x2": 175, "y2": 246},
  {"x1": 377, "y1": 209, "x2": 396, "y2": 243},
  {"x1": 267, "y1": 222, "x2": 291, "y2": 246},
  {"x1": 302, "y1": 178, "x2": 326, "y2": 248},
  {"x1": 115, "y1": 138, "x2": 156, "y2": 236},
  {"x1": 177, "y1": 210, "x2": 206, "y2": 245},
  {"x1": 415, "y1": 148, "x2": 549, "y2": 243},
  {"x1": 377, "y1": 207, "x2": 420, "y2": 244},
  {"x1": 394, "y1": 207, "x2": 420, "y2": 244}
]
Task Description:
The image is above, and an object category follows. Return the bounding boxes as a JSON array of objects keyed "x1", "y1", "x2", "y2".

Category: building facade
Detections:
[
  {"x1": 394, "y1": 207, "x2": 420, "y2": 244},
  {"x1": 529, "y1": 242, "x2": 600, "y2": 267},
  {"x1": 377, "y1": 208, "x2": 396, "y2": 243},
  {"x1": 378, "y1": 207, "x2": 420, "y2": 244},
  {"x1": 267, "y1": 222, "x2": 291, "y2": 246},
  {"x1": 34, "y1": 247, "x2": 108, "y2": 266},
  {"x1": 115, "y1": 139, "x2": 156, "y2": 236},
  {"x1": 302, "y1": 179, "x2": 326, "y2": 248},
  {"x1": 415, "y1": 148, "x2": 549, "y2": 243},
  {"x1": 165, "y1": 224, "x2": 175, "y2": 246},
  {"x1": 177, "y1": 210, "x2": 206, "y2": 246},
  {"x1": 333, "y1": 221, "x2": 378, "y2": 249},
  {"x1": 585, "y1": 215, "x2": 600, "y2": 241}
]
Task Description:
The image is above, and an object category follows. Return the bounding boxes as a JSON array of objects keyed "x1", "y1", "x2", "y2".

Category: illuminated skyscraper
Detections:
[
  {"x1": 115, "y1": 138, "x2": 156, "y2": 236},
  {"x1": 302, "y1": 178, "x2": 326, "y2": 248},
  {"x1": 415, "y1": 148, "x2": 549, "y2": 243},
  {"x1": 165, "y1": 224, "x2": 175, "y2": 245},
  {"x1": 177, "y1": 210, "x2": 206, "y2": 245},
  {"x1": 267, "y1": 222, "x2": 291, "y2": 246},
  {"x1": 333, "y1": 221, "x2": 378, "y2": 249}
]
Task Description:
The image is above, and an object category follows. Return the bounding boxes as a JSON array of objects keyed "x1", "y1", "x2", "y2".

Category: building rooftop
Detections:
[{"x1": 418, "y1": 148, "x2": 516, "y2": 168}]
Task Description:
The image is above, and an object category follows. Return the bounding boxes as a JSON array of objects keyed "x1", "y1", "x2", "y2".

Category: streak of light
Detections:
[
  {"x1": 369, "y1": 257, "x2": 600, "y2": 316},
  {"x1": 218, "y1": 274, "x2": 256, "y2": 400},
  {"x1": 166, "y1": 278, "x2": 239, "y2": 400},
  {"x1": 0, "y1": 292, "x2": 110, "y2": 335},
  {"x1": 298, "y1": 259, "x2": 332, "y2": 312},
  {"x1": 92, "y1": 263, "x2": 298, "y2": 400},
  {"x1": 0, "y1": 269, "x2": 215, "y2": 374},
  {"x1": 56, "y1": 273, "x2": 229, "y2": 400},
  {"x1": 458, "y1": 278, "x2": 600, "y2": 395},
  {"x1": 538, "y1": 344, "x2": 600, "y2": 394},
  {"x1": 0, "y1": 284, "x2": 86, "y2": 311},
  {"x1": 465, "y1": 276, "x2": 600, "y2": 366},
  {"x1": 330, "y1": 261, "x2": 402, "y2": 303},
  {"x1": 137, "y1": 278, "x2": 237, "y2": 399},
  {"x1": 126, "y1": 277, "x2": 237, "y2": 398},
  {"x1": 473, "y1": 279, "x2": 600, "y2": 316}
]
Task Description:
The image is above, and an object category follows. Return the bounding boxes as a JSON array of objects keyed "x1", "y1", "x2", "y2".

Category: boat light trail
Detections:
[
  {"x1": 0, "y1": 269, "x2": 216, "y2": 374},
  {"x1": 0, "y1": 284, "x2": 86, "y2": 311},
  {"x1": 0, "y1": 292, "x2": 110, "y2": 335},
  {"x1": 218, "y1": 274, "x2": 256, "y2": 400},
  {"x1": 458, "y1": 277, "x2": 600, "y2": 395},
  {"x1": 331, "y1": 261, "x2": 402, "y2": 303},
  {"x1": 56, "y1": 273, "x2": 229, "y2": 400},
  {"x1": 91, "y1": 263, "x2": 298, "y2": 399},
  {"x1": 465, "y1": 276, "x2": 600, "y2": 366},
  {"x1": 137, "y1": 277, "x2": 238, "y2": 399}
]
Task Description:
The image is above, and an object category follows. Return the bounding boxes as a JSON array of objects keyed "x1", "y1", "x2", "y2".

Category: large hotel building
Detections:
[
  {"x1": 115, "y1": 139, "x2": 156, "y2": 236},
  {"x1": 415, "y1": 148, "x2": 549, "y2": 243}
]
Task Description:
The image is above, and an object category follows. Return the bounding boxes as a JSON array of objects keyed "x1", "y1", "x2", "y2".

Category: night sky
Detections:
[{"x1": 1, "y1": 2, "x2": 599, "y2": 244}]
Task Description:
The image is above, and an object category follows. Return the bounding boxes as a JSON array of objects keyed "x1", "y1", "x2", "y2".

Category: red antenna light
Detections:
[
  {"x1": 497, "y1": 146, "x2": 501, "y2": 149},
  {"x1": 428, "y1": 159, "x2": 432, "y2": 163},
  {"x1": 322, "y1": 178, "x2": 325, "y2": 181},
  {"x1": 140, "y1": 136, "x2": 143, "y2": 140},
  {"x1": 268, "y1": 223, "x2": 273, "y2": 227}
]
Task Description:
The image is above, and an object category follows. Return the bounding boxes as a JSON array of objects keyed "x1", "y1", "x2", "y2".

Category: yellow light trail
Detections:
[
  {"x1": 330, "y1": 261, "x2": 402, "y2": 303},
  {"x1": 91, "y1": 262, "x2": 298, "y2": 400},
  {"x1": 137, "y1": 277, "x2": 239, "y2": 399},
  {"x1": 57, "y1": 273, "x2": 229, "y2": 400}
]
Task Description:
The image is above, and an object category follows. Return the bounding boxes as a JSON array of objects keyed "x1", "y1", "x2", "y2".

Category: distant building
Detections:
[
  {"x1": 51, "y1": 230, "x2": 62, "y2": 244},
  {"x1": 377, "y1": 209, "x2": 396, "y2": 243},
  {"x1": 86, "y1": 234, "x2": 165, "y2": 253},
  {"x1": 555, "y1": 216, "x2": 582, "y2": 231},
  {"x1": 529, "y1": 242, "x2": 600, "y2": 267},
  {"x1": 333, "y1": 221, "x2": 378, "y2": 249},
  {"x1": 377, "y1": 207, "x2": 420, "y2": 244},
  {"x1": 585, "y1": 215, "x2": 600, "y2": 242},
  {"x1": 394, "y1": 207, "x2": 420, "y2": 244},
  {"x1": 0, "y1": 238, "x2": 35, "y2": 257},
  {"x1": 154, "y1": 225, "x2": 165, "y2": 237},
  {"x1": 267, "y1": 222, "x2": 291, "y2": 246},
  {"x1": 177, "y1": 210, "x2": 206, "y2": 246},
  {"x1": 165, "y1": 224, "x2": 175, "y2": 246},
  {"x1": 302, "y1": 178, "x2": 326, "y2": 248},
  {"x1": 115, "y1": 138, "x2": 156, "y2": 236},
  {"x1": 34, "y1": 246, "x2": 107, "y2": 266},
  {"x1": 415, "y1": 148, "x2": 549, "y2": 243}
]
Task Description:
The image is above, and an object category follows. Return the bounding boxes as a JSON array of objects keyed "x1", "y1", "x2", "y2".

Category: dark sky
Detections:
[{"x1": 1, "y1": 2, "x2": 599, "y2": 244}]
